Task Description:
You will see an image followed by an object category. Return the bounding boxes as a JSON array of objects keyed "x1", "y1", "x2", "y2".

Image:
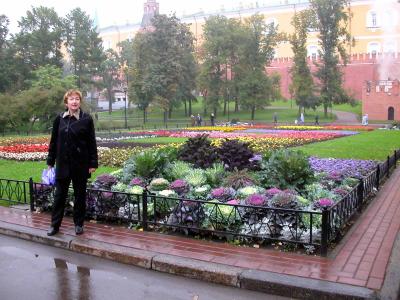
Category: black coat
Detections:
[{"x1": 47, "y1": 110, "x2": 98, "y2": 180}]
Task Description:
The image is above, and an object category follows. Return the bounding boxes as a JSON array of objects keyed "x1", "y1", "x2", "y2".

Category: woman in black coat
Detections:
[{"x1": 46, "y1": 89, "x2": 98, "y2": 236}]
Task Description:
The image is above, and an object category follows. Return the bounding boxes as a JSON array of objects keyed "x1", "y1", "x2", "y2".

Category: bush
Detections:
[
  {"x1": 178, "y1": 134, "x2": 218, "y2": 168},
  {"x1": 186, "y1": 169, "x2": 207, "y2": 187},
  {"x1": 262, "y1": 149, "x2": 314, "y2": 191},
  {"x1": 134, "y1": 149, "x2": 169, "y2": 179},
  {"x1": 204, "y1": 163, "x2": 225, "y2": 186},
  {"x1": 218, "y1": 139, "x2": 258, "y2": 171},
  {"x1": 223, "y1": 169, "x2": 258, "y2": 190},
  {"x1": 164, "y1": 161, "x2": 193, "y2": 181}
]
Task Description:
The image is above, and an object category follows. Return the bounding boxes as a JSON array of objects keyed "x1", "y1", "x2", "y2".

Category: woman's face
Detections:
[{"x1": 66, "y1": 94, "x2": 81, "y2": 112}]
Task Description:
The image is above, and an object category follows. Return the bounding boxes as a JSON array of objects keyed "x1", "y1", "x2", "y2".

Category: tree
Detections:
[
  {"x1": 13, "y1": 6, "x2": 64, "y2": 70},
  {"x1": 0, "y1": 15, "x2": 15, "y2": 93},
  {"x1": 289, "y1": 10, "x2": 320, "y2": 113},
  {"x1": 236, "y1": 14, "x2": 280, "y2": 120},
  {"x1": 310, "y1": 0, "x2": 353, "y2": 116},
  {"x1": 28, "y1": 64, "x2": 77, "y2": 90},
  {"x1": 99, "y1": 49, "x2": 121, "y2": 114},
  {"x1": 64, "y1": 8, "x2": 105, "y2": 88},
  {"x1": 136, "y1": 14, "x2": 196, "y2": 123}
]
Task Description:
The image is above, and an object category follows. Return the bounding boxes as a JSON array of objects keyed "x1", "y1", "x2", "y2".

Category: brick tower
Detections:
[{"x1": 141, "y1": 0, "x2": 159, "y2": 30}]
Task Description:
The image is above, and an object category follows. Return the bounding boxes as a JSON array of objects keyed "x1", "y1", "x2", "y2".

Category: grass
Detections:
[
  {"x1": 96, "y1": 97, "x2": 338, "y2": 129},
  {"x1": 296, "y1": 130, "x2": 400, "y2": 160},
  {"x1": 0, "y1": 160, "x2": 118, "y2": 182},
  {"x1": 122, "y1": 137, "x2": 188, "y2": 144}
]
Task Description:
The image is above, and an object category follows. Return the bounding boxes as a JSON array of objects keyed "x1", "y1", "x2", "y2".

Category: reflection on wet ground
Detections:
[{"x1": 0, "y1": 235, "x2": 290, "y2": 300}]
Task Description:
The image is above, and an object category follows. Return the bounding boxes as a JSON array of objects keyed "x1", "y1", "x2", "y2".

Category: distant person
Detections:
[
  {"x1": 210, "y1": 113, "x2": 215, "y2": 126},
  {"x1": 315, "y1": 115, "x2": 319, "y2": 125},
  {"x1": 300, "y1": 112, "x2": 305, "y2": 124},
  {"x1": 365, "y1": 114, "x2": 369, "y2": 125},
  {"x1": 190, "y1": 114, "x2": 196, "y2": 127},
  {"x1": 197, "y1": 113, "x2": 202, "y2": 126},
  {"x1": 273, "y1": 112, "x2": 278, "y2": 125}
]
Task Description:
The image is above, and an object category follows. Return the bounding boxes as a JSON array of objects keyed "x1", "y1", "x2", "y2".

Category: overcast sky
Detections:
[{"x1": 3, "y1": 0, "x2": 279, "y2": 33}]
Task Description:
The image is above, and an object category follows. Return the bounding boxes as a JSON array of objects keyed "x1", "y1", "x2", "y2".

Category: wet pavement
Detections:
[{"x1": 0, "y1": 235, "x2": 290, "y2": 300}]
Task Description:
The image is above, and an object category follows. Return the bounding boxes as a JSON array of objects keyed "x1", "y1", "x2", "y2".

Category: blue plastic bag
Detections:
[{"x1": 42, "y1": 168, "x2": 55, "y2": 185}]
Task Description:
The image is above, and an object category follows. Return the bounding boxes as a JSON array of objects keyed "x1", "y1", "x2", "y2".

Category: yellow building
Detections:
[{"x1": 99, "y1": 0, "x2": 400, "y2": 59}]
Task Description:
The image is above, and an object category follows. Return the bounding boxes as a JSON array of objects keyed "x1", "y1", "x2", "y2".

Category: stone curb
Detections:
[
  {"x1": 0, "y1": 221, "x2": 381, "y2": 300},
  {"x1": 152, "y1": 253, "x2": 241, "y2": 287},
  {"x1": 240, "y1": 269, "x2": 377, "y2": 300}
]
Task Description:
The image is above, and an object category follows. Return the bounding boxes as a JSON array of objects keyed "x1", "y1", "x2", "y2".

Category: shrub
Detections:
[
  {"x1": 121, "y1": 155, "x2": 136, "y2": 184},
  {"x1": 178, "y1": 134, "x2": 218, "y2": 168},
  {"x1": 218, "y1": 139, "x2": 257, "y2": 171},
  {"x1": 134, "y1": 149, "x2": 169, "y2": 179},
  {"x1": 263, "y1": 149, "x2": 314, "y2": 191}
]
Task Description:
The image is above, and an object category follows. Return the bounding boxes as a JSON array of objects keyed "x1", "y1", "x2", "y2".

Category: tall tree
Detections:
[
  {"x1": 236, "y1": 14, "x2": 280, "y2": 120},
  {"x1": 0, "y1": 15, "x2": 15, "y2": 92},
  {"x1": 99, "y1": 49, "x2": 121, "y2": 114},
  {"x1": 289, "y1": 10, "x2": 320, "y2": 113},
  {"x1": 310, "y1": 0, "x2": 353, "y2": 116},
  {"x1": 64, "y1": 8, "x2": 105, "y2": 88},
  {"x1": 141, "y1": 14, "x2": 196, "y2": 122},
  {"x1": 13, "y1": 6, "x2": 64, "y2": 70}
]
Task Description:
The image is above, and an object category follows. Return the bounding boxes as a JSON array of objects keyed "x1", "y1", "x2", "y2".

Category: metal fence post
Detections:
[
  {"x1": 387, "y1": 155, "x2": 390, "y2": 177},
  {"x1": 142, "y1": 190, "x2": 148, "y2": 231},
  {"x1": 29, "y1": 177, "x2": 34, "y2": 211},
  {"x1": 376, "y1": 164, "x2": 380, "y2": 190},
  {"x1": 394, "y1": 150, "x2": 397, "y2": 168},
  {"x1": 357, "y1": 179, "x2": 364, "y2": 211},
  {"x1": 321, "y1": 208, "x2": 329, "y2": 257}
]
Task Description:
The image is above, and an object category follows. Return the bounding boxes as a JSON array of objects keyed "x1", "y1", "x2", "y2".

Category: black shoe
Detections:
[
  {"x1": 75, "y1": 225, "x2": 84, "y2": 235},
  {"x1": 47, "y1": 226, "x2": 59, "y2": 236}
]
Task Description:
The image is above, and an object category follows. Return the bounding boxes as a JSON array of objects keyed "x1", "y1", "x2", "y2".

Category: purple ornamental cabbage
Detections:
[
  {"x1": 265, "y1": 188, "x2": 282, "y2": 199},
  {"x1": 169, "y1": 179, "x2": 190, "y2": 195},
  {"x1": 314, "y1": 198, "x2": 335, "y2": 209},
  {"x1": 130, "y1": 177, "x2": 145, "y2": 187},
  {"x1": 210, "y1": 187, "x2": 235, "y2": 202},
  {"x1": 246, "y1": 194, "x2": 267, "y2": 206}
]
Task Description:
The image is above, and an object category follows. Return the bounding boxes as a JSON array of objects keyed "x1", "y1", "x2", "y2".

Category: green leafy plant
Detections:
[
  {"x1": 263, "y1": 149, "x2": 314, "y2": 190},
  {"x1": 163, "y1": 161, "x2": 193, "y2": 181},
  {"x1": 134, "y1": 149, "x2": 169, "y2": 179},
  {"x1": 204, "y1": 163, "x2": 225, "y2": 186},
  {"x1": 178, "y1": 134, "x2": 218, "y2": 168},
  {"x1": 186, "y1": 169, "x2": 207, "y2": 187}
]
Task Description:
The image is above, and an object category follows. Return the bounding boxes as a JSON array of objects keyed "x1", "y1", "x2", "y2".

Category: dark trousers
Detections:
[{"x1": 51, "y1": 177, "x2": 87, "y2": 229}]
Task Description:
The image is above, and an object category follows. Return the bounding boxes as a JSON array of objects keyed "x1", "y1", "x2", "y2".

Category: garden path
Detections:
[{"x1": 0, "y1": 167, "x2": 399, "y2": 293}]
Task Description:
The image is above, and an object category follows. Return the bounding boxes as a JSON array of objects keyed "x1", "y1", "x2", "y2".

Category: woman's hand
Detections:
[{"x1": 89, "y1": 168, "x2": 96, "y2": 174}]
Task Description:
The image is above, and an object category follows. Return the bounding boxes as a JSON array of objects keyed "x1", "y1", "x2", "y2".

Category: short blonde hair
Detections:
[{"x1": 63, "y1": 89, "x2": 82, "y2": 104}]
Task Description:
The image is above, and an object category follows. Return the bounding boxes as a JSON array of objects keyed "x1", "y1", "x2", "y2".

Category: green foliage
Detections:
[
  {"x1": 304, "y1": 183, "x2": 336, "y2": 201},
  {"x1": 64, "y1": 8, "x2": 105, "y2": 88},
  {"x1": 148, "y1": 178, "x2": 170, "y2": 192},
  {"x1": 133, "y1": 149, "x2": 169, "y2": 179},
  {"x1": 218, "y1": 139, "x2": 256, "y2": 171},
  {"x1": 203, "y1": 201, "x2": 242, "y2": 231},
  {"x1": 309, "y1": 0, "x2": 353, "y2": 116},
  {"x1": 185, "y1": 169, "x2": 207, "y2": 187},
  {"x1": 164, "y1": 160, "x2": 193, "y2": 181},
  {"x1": 204, "y1": 162, "x2": 225, "y2": 186},
  {"x1": 263, "y1": 149, "x2": 314, "y2": 190},
  {"x1": 99, "y1": 49, "x2": 121, "y2": 114},
  {"x1": 178, "y1": 135, "x2": 218, "y2": 168}
]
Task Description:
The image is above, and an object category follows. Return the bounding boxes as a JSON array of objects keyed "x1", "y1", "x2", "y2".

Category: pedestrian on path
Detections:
[
  {"x1": 210, "y1": 113, "x2": 215, "y2": 126},
  {"x1": 190, "y1": 114, "x2": 196, "y2": 127},
  {"x1": 197, "y1": 113, "x2": 202, "y2": 126},
  {"x1": 315, "y1": 115, "x2": 319, "y2": 125},
  {"x1": 300, "y1": 112, "x2": 305, "y2": 124},
  {"x1": 273, "y1": 112, "x2": 278, "y2": 125},
  {"x1": 46, "y1": 89, "x2": 98, "y2": 236}
]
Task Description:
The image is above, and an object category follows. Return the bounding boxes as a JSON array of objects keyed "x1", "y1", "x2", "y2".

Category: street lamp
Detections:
[{"x1": 123, "y1": 87, "x2": 127, "y2": 129}]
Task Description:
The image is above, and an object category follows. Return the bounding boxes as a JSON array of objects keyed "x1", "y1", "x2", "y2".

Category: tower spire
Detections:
[{"x1": 141, "y1": 0, "x2": 159, "y2": 29}]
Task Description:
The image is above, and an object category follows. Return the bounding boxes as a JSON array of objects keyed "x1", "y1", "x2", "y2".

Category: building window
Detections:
[
  {"x1": 367, "y1": 42, "x2": 381, "y2": 55},
  {"x1": 367, "y1": 10, "x2": 380, "y2": 28},
  {"x1": 382, "y1": 10, "x2": 398, "y2": 28}
]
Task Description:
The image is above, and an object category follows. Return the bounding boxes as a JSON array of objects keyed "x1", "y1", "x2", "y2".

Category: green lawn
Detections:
[
  {"x1": 0, "y1": 160, "x2": 118, "y2": 182},
  {"x1": 297, "y1": 130, "x2": 400, "y2": 160},
  {"x1": 123, "y1": 137, "x2": 188, "y2": 144}
]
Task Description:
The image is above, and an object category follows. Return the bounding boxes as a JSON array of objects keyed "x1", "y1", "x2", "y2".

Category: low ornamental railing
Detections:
[{"x1": 0, "y1": 149, "x2": 398, "y2": 256}]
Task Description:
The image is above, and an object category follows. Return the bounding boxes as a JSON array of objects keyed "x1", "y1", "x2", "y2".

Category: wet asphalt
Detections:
[{"x1": 0, "y1": 234, "x2": 293, "y2": 300}]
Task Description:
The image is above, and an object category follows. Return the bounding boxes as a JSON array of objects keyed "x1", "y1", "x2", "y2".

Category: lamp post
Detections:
[{"x1": 123, "y1": 87, "x2": 127, "y2": 129}]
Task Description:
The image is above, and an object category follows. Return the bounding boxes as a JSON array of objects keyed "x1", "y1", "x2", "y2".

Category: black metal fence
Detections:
[{"x1": 1, "y1": 149, "x2": 399, "y2": 256}]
